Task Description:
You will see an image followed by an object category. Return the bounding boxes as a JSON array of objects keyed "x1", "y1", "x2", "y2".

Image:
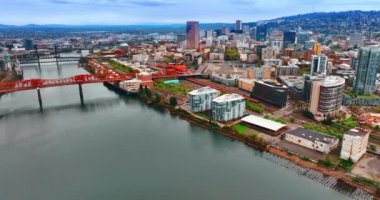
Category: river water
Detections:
[{"x1": 0, "y1": 62, "x2": 349, "y2": 200}]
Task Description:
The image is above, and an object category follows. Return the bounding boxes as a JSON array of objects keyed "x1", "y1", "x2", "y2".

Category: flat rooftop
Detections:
[
  {"x1": 241, "y1": 115, "x2": 287, "y2": 132},
  {"x1": 189, "y1": 87, "x2": 219, "y2": 96},
  {"x1": 287, "y1": 128, "x2": 338, "y2": 144},
  {"x1": 212, "y1": 93, "x2": 244, "y2": 103}
]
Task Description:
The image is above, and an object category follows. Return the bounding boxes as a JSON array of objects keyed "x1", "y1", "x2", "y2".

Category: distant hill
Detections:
[
  {"x1": 275, "y1": 10, "x2": 380, "y2": 21},
  {"x1": 0, "y1": 10, "x2": 379, "y2": 34}
]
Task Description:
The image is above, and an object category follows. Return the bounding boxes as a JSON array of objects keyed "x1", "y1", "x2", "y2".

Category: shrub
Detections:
[
  {"x1": 302, "y1": 110, "x2": 315, "y2": 120},
  {"x1": 169, "y1": 97, "x2": 178, "y2": 107},
  {"x1": 370, "y1": 144, "x2": 377, "y2": 152},
  {"x1": 338, "y1": 158, "x2": 354, "y2": 172},
  {"x1": 319, "y1": 157, "x2": 335, "y2": 168}
]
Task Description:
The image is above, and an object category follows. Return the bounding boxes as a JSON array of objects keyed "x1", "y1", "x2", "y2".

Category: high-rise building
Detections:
[
  {"x1": 340, "y1": 129, "x2": 369, "y2": 163},
  {"x1": 256, "y1": 24, "x2": 267, "y2": 42},
  {"x1": 212, "y1": 94, "x2": 245, "y2": 122},
  {"x1": 23, "y1": 39, "x2": 34, "y2": 50},
  {"x1": 205, "y1": 30, "x2": 213, "y2": 38},
  {"x1": 188, "y1": 87, "x2": 220, "y2": 112},
  {"x1": 186, "y1": 21, "x2": 200, "y2": 49},
  {"x1": 243, "y1": 25, "x2": 250, "y2": 35},
  {"x1": 251, "y1": 81, "x2": 288, "y2": 107},
  {"x1": 283, "y1": 31, "x2": 297, "y2": 48},
  {"x1": 308, "y1": 76, "x2": 345, "y2": 116},
  {"x1": 298, "y1": 32, "x2": 311, "y2": 45},
  {"x1": 311, "y1": 55, "x2": 328, "y2": 75},
  {"x1": 353, "y1": 47, "x2": 380, "y2": 95},
  {"x1": 312, "y1": 43, "x2": 322, "y2": 55},
  {"x1": 235, "y1": 20, "x2": 242, "y2": 31},
  {"x1": 221, "y1": 26, "x2": 230, "y2": 35},
  {"x1": 349, "y1": 32, "x2": 363, "y2": 48}
]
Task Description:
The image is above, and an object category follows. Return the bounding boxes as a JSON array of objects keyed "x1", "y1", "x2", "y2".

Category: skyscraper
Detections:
[
  {"x1": 283, "y1": 31, "x2": 297, "y2": 48},
  {"x1": 311, "y1": 55, "x2": 329, "y2": 75},
  {"x1": 353, "y1": 47, "x2": 380, "y2": 95},
  {"x1": 235, "y1": 20, "x2": 242, "y2": 31},
  {"x1": 186, "y1": 21, "x2": 200, "y2": 49},
  {"x1": 256, "y1": 24, "x2": 267, "y2": 42}
]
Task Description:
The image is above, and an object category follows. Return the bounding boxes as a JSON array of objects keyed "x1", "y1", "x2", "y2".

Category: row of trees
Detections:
[{"x1": 138, "y1": 85, "x2": 177, "y2": 107}]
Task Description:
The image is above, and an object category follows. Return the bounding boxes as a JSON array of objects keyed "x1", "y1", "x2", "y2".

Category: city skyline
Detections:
[{"x1": 1, "y1": 0, "x2": 380, "y2": 25}]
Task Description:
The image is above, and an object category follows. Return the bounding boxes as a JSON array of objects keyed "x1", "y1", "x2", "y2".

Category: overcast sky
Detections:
[{"x1": 1, "y1": 0, "x2": 379, "y2": 25}]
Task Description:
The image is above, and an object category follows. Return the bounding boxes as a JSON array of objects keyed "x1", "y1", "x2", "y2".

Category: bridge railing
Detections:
[{"x1": 0, "y1": 73, "x2": 134, "y2": 93}]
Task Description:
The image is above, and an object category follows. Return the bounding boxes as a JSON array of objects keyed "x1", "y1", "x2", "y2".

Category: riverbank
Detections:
[{"x1": 83, "y1": 63, "x2": 379, "y2": 199}]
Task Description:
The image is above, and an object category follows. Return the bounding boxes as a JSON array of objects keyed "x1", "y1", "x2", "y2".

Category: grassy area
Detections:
[
  {"x1": 264, "y1": 114, "x2": 288, "y2": 124},
  {"x1": 108, "y1": 60, "x2": 136, "y2": 73},
  {"x1": 302, "y1": 123, "x2": 344, "y2": 139},
  {"x1": 154, "y1": 79, "x2": 188, "y2": 95},
  {"x1": 344, "y1": 87, "x2": 380, "y2": 99},
  {"x1": 234, "y1": 124, "x2": 248, "y2": 135},
  {"x1": 352, "y1": 176, "x2": 380, "y2": 188},
  {"x1": 370, "y1": 134, "x2": 380, "y2": 143},
  {"x1": 341, "y1": 116, "x2": 358, "y2": 128},
  {"x1": 246, "y1": 101, "x2": 265, "y2": 114}
]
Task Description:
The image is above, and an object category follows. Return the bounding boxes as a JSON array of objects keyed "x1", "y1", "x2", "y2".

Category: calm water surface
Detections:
[{"x1": 0, "y1": 63, "x2": 349, "y2": 200}]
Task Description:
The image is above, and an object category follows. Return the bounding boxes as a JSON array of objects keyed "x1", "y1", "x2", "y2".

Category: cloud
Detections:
[{"x1": 46, "y1": 0, "x2": 176, "y2": 7}]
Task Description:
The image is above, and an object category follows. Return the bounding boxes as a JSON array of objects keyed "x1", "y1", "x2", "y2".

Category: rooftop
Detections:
[
  {"x1": 287, "y1": 128, "x2": 338, "y2": 144},
  {"x1": 321, "y1": 76, "x2": 345, "y2": 87},
  {"x1": 212, "y1": 93, "x2": 244, "y2": 103},
  {"x1": 189, "y1": 87, "x2": 219, "y2": 96},
  {"x1": 345, "y1": 129, "x2": 369, "y2": 137},
  {"x1": 241, "y1": 115, "x2": 287, "y2": 132}
]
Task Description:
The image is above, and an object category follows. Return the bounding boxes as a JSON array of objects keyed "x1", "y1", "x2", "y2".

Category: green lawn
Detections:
[
  {"x1": 341, "y1": 117, "x2": 358, "y2": 128},
  {"x1": 246, "y1": 101, "x2": 265, "y2": 114},
  {"x1": 108, "y1": 60, "x2": 136, "y2": 73},
  {"x1": 154, "y1": 79, "x2": 188, "y2": 95},
  {"x1": 303, "y1": 123, "x2": 344, "y2": 139},
  {"x1": 234, "y1": 124, "x2": 248, "y2": 135},
  {"x1": 263, "y1": 114, "x2": 288, "y2": 124}
]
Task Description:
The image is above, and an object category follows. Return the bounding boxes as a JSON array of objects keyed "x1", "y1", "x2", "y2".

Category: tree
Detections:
[
  {"x1": 154, "y1": 93, "x2": 161, "y2": 103},
  {"x1": 370, "y1": 144, "x2": 377, "y2": 152},
  {"x1": 144, "y1": 87, "x2": 152, "y2": 98},
  {"x1": 302, "y1": 110, "x2": 315, "y2": 120},
  {"x1": 169, "y1": 96, "x2": 178, "y2": 107},
  {"x1": 224, "y1": 47, "x2": 240, "y2": 61},
  {"x1": 322, "y1": 115, "x2": 333, "y2": 125}
]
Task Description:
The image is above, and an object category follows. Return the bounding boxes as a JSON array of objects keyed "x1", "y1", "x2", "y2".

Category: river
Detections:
[{"x1": 0, "y1": 62, "x2": 350, "y2": 200}]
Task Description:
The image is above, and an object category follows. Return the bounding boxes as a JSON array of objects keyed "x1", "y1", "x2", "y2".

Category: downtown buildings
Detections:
[
  {"x1": 308, "y1": 76, "x2": 345, "y2": 117},
  {"x1": 310, "y1": 55, "x2": 329, "y2": 75},
  {"x1": 186, "y1": 21, "x2": 200, "y2": 49},
  {"x1": 353, "y1": 47, "x2": 380, "y2": 95}
]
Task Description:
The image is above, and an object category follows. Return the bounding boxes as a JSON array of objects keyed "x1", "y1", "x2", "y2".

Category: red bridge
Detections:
[
  {"x1": 0, "y1": 73, "x2": 202, "y2": 111},
  {"x1": 0, "y1": 73, "x2": 135, "y2": 93}
]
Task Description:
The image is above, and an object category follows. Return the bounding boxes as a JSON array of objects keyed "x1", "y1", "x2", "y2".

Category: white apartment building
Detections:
[
  {"x1": 340, "y1": 129, "x2": 369, "y2": 162},
  {"x1": 212, "y1": 94, "x2": 245, "y2": 122},
  {"x1": 188, "y1": 87, "x2": 220, "y2": 112}
]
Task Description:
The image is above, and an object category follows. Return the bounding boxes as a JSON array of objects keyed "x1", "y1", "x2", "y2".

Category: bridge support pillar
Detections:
[
  {"x1": 79, "y1": 84, "x2": 84, "y2": 106},
  {"x1": 37, "y1": 88, "x2": 43, "y2": 112}
]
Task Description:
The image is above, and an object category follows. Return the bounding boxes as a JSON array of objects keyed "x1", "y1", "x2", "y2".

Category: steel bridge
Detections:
[
  {"x1": 18, "y1": 54, "x2": 81, "y2": 65},
  {"x1": 13, "y1": 45, "x2": 82, "y2": 66}
]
